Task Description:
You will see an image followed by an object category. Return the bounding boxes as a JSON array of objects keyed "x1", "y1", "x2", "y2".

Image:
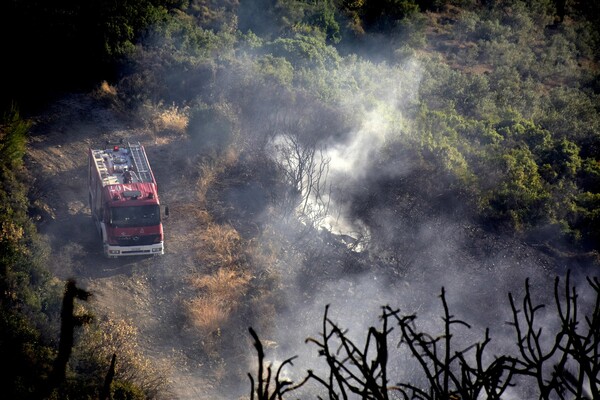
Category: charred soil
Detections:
[{"x1": 25, "y1": 91, "x2": 599, "y2": 399}]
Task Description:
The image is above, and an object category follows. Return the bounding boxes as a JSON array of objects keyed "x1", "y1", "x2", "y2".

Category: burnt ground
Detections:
[{"x1": 25, "y1": 92, "x2": 600, "y2": 399}]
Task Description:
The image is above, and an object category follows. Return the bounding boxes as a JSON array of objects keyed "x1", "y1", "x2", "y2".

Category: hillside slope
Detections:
[{"x1": 25, "y1": 89, "x2": 598, "y2": 399}]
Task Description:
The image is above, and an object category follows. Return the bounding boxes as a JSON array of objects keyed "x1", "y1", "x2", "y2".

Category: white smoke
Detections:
[{"x1": 269, "y1": 57, "x2": 422, "y2": 241}]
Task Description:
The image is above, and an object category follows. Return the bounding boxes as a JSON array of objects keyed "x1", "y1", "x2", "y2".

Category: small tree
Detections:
[
  {"x1": 247, "y1": 327, "x2": 309, "y2": 400},
  {"x1": 271, "y1": 132, "x2": 332, "y2": 230}
]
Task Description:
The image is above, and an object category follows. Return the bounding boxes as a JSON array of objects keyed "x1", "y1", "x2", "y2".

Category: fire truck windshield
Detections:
[{"x1": 110, "y1": 205, "x2": 160, "y2": 228}]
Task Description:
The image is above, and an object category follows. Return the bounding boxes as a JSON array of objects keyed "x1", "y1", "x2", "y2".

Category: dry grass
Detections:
[
  {"x1": 153, "y1": 103, "x2": 189, "y2": 135},
  {"x1": 135, "y1": 102, "x2": 190, "y2": 145},
  {"x1": 247, "y1": 236, "x2": 279, "y2": 273},
  {"x1": 78, "y1": 316, "x2": 170, "y2": 398},
  {"x1": 187, "y1": 297, "x2": 230, "y2": 332},
  {"x1": 222, "y1": 146, "x2": 239, "y2": 166},
  {"x1": 173, "y1": 138, "x2": 279, "y2": 361},
  {"x1": 190, "y1": 267, "x2": 252, "y2": 302},
  {"x1": 194, "y1": 150, "x2": 237, "y2": 207},
  {"x1": 187, "y1": 227, "x2": 254, "y2": 335},
  {"x1": 201, "y1": 223, "x2": 241, "y2": 255},
  {"x1": 186, "y1": 267, "x2": 252, "y2": 337},
  {"x1": 172, "y1": 202, "x2": 212, "y2": 226},
  {"x1": 96, "y1": 80, "x2": 118, "y2": 97},
  {"x1": 90, "y1": 80, "x2": 123, "y2": 111},
  {"x1": 195, "y1": 223, "x2": 245, "y2": 269},
  {"x1": 196, "y1": 162, "x2": 220, "y2": 208},
  {"x1": 192, "y1": 157, "x2": 248, "y2": 268}
]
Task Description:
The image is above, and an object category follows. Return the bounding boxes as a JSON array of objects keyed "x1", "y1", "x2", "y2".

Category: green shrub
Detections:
[
  {"x1": 0, "y1": 106, "x2": 62, "y2": 398},
  {"x1": 255, "y1": 55, "x2": 294, "y2": 87},
  {"x1": 266, "y1": 34, "x2": 341, "y2": 70},
  {"x1": 395, "y1": 12, "x2": 428, "y2": 49},
  {"x1": 453, "y1": 10, "x2": 480, "y2": 41},
  {"x1": 572, "y1": 191, "x2": 600, "y2": 247},
  {"x1": 483, "y1": 146, "x2": 550, "y2": 228},
  {"x1": 0, "y1": 105, "x2": 29, "y2": 168}
]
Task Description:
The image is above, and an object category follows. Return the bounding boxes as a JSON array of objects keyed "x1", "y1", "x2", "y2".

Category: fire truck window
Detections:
[{"x1": 110, "y1": 205, "x2": 160, "y2": 227}]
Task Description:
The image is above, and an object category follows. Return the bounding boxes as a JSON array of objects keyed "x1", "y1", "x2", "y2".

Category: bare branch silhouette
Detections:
[
  {"x1": 508, "y1": 271, "x2": 599, "y2": 399},
  {"x1": 248, "y1": 327, "x2": 309, "y2": 400},
  {"x1": 247, "y1": 271, "x2": 599, "y2": 400}
]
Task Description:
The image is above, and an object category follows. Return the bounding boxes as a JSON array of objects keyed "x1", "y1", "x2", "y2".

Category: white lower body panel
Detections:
[{"x1": 104, "y1": 242, "x2": 164, "y2": 257}]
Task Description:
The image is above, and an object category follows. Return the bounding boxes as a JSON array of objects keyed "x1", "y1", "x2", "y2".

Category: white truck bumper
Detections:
[{"x1": 104, "y1": 242, "x2": 164, "y2": 257}]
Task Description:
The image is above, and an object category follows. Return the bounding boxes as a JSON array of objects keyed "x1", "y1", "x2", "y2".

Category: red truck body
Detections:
[{"x1": 88, "y1": 142, "x2": 164, "y2": 257}]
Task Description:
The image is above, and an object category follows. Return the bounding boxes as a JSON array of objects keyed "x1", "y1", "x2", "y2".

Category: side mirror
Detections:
[{"x1": 164, "y1": 206, "x2": 169, "y2": 218}]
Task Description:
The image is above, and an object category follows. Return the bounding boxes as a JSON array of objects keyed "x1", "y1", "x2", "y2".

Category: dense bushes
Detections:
[
  {"x1": 0, "y1": 107, "x2": 60, "y2": 398},
  {"x1": 0, "y1": 0, "x2": 183, "y2": 110}
]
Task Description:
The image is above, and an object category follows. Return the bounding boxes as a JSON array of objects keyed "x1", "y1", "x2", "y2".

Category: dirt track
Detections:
[{"x1": 26, "y1": 93, "x2": 224, "y2": 399}]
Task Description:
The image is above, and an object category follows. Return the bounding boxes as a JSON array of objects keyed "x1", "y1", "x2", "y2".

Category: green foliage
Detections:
[
  {"x1": 494, "y1": 118, "x2": 549, "y2": 150},
  {"x1": 1, "y1": 0, "x2": 600, "y2": 397},
  {"x1": 266, "y1": 34, "x2": 341, "y2": 69},
  {"x1": 119, "y1": 11, "x2": 240, "y2": 105},
  {"x1": 420, "y1": 60, "x2": 494, "y2": 118},
  {"x1": 121, "y1": 0, "x2": 598, "y2": 253},
  {"x1": 559, "y1": 18, "x2": 600, "y2": 60},
  {"x1": 579, "y1": 158, "x2": 600, "y2": 192},
  {"x1": 0, "y1": 108, "x2": 63, "y2": 399},
  {"x1": 416, "y1": 107, "x2": 477, "y2": 186},
  {"x1": 572, "y1": 191, "x2": 600, "y2": 248},
  {"x1": 538, "y1": 87, "x2": 600, "y2": 145},
  {"x1": 184, "y1": 0, "x2": 238, "y2": 31},
  {"x1": 540, "y1": 33, "x2": 579, "y2": 79},
  {"x1": 481, "y1": 39, "x2": 537, "y2": 75},
  {"x1": 395, "y1": 11, "x2": 428, "y2": 49},
  {"x1": 255, "y1": 55, "x2": 295, "y2": 87},
  {"x1": 98, "y1": 0, "x2": 172, "y2": 59},
  {"x1": 0, "y1": 106, "x2": 29, "y2": 169},
  {"x1": 237, "y1": 0, "x2": 342, "y2": 43},
  {"x1": 541, "y1": 138, "x2": 581, "y2": 180},
  {"x1": 454, "y1": 10, "x2": 480, "y2": 41},
  {"x1": 305, "y1": 0, "x2": 342, "y2": 43},
  {"x1": 485, "y1": 146, "x2": 550, "y2": 228},
  {"x1": 147, "y1": 10, "x2": 234, "y2": 59}
]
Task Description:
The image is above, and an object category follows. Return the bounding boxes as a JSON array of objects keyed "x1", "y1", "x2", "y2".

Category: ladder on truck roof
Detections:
[{"x1": 128, "y1": 142, "x2": 153, "y2": 183}]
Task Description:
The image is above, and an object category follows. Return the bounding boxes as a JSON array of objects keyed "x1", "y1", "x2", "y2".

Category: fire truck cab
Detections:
[{"x1": 88, "y1": 141, "x2": 165, "y2": 257}]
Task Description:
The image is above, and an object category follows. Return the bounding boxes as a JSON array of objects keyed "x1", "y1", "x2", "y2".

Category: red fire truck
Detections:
[{"x1": 88, "y1": 141, "x2": 165, "y2": 257}]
